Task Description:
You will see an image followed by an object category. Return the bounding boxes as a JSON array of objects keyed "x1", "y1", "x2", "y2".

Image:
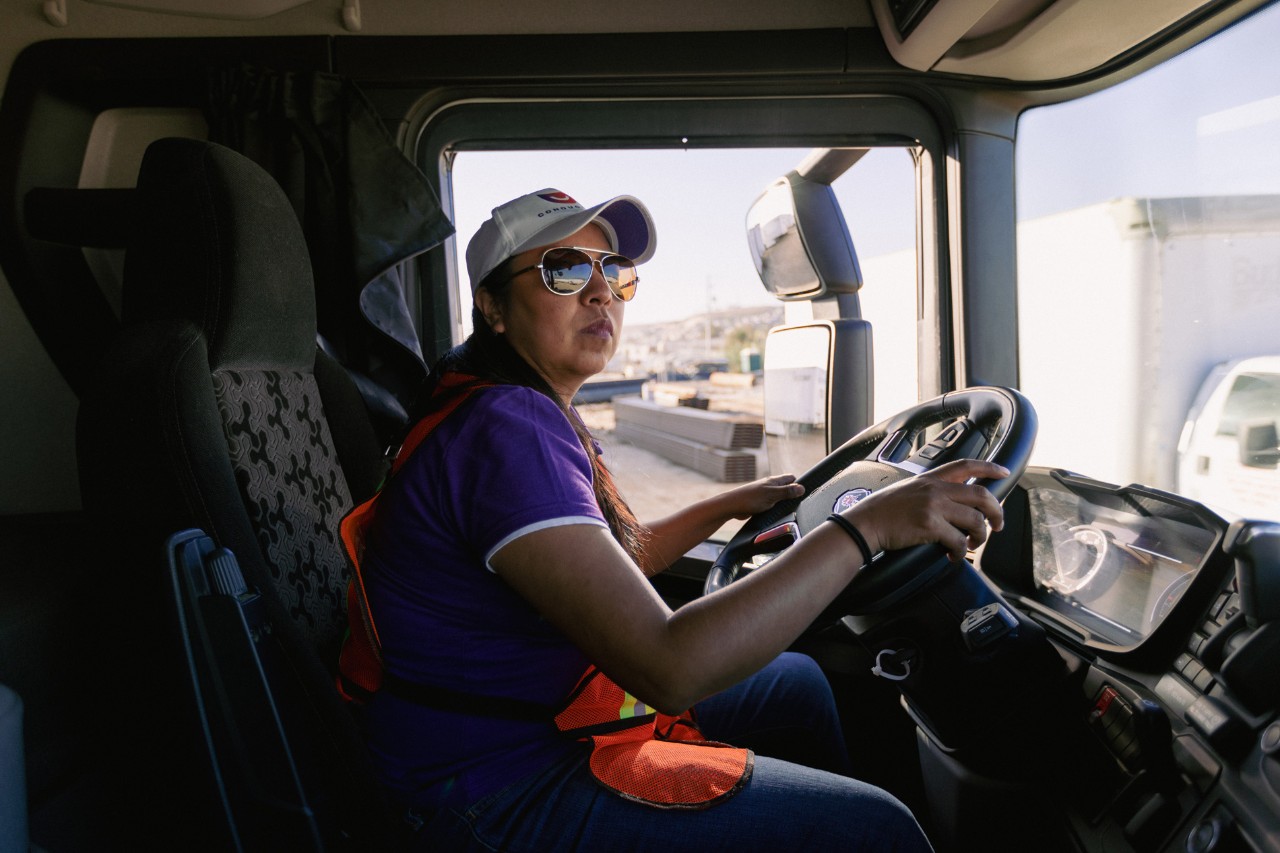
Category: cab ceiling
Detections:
[{"x1": 10, "y1": 0, "x2": 1273, "y2": 84}]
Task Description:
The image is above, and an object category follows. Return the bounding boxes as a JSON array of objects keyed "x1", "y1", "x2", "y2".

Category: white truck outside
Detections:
[
  {"x1": 1177, "y1": 355, "x2": 1280, "y2": 520},
  {"x1": 1015, "y1": 194, "x2": 1280, "y2": 521}
]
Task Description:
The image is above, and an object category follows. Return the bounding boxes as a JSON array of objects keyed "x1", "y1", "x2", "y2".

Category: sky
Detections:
[
  {"x1": 1016, "y1": 2, "x2": 1280, "y2": 220},
  {"x1": 451, "y1": 148, "x2": 915, "y2": 327},
  {"x1": 449, "y1": 2, "x2": 1280, "y2": 327}
]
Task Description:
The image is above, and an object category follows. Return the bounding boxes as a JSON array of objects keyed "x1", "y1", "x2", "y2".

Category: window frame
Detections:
[{"x1": 405, "y1": 93, "x2": 954, "y2": 401}]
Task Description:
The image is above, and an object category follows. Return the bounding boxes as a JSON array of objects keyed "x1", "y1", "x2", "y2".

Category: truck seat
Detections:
[{"x1": 75, "y1": 137, "x2": 393, "y2": 847}]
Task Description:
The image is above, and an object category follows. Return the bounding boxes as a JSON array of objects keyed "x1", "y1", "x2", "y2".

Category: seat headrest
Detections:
[{"x1": 123, "y1": 138, "x2": 316, "y2": 371}]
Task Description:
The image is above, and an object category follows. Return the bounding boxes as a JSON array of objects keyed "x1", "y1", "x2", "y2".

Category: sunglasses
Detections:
[{"x1": 504, "y1": 246, "x2": 639, "y2": 302}]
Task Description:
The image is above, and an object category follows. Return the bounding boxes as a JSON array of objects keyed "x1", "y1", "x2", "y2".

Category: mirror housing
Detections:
[{"x1": 746, "y1": 170, "x2": 862, "y2": 302}]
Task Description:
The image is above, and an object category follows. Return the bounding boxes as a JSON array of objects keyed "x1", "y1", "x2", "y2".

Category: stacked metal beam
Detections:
[
  {"x1": 612, "y1": 397, "x2": 762, "y2": 482},
  {"x1": 613, "y1": 397, "x2": 764, "y2": 449}
]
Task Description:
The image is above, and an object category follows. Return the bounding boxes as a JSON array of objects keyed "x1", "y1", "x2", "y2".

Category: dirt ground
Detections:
[{"x1": 578, "y1": 389, "x2": 765, "y2": 539}]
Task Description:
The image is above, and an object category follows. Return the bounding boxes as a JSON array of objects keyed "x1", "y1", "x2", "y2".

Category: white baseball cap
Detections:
[{"x1": 465, "y1": 188, "x2": 657, "y2": 294}]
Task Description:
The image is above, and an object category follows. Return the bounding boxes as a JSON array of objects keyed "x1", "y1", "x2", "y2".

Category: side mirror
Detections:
[
  {"x1": 762, "y1": 319, "x2": 873, "y2": 474},
  {"x1": 745, "y1": 171, "x2": 861, "y2": 301},
  {"x1": 1238, "y1": 418, "x2": 1280, "y2": 468}
]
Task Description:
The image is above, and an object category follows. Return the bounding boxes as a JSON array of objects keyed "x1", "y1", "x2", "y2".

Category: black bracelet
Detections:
[{"x1": 826, "y1": 513, "x2": 875, "y2": 567}]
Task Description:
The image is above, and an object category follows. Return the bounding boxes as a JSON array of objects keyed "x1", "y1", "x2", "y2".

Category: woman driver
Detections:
[{"x1": 355, "y1": 188, "x2": 1006, "y2": 851}]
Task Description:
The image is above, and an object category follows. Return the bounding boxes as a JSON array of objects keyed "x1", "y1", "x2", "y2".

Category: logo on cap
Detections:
[{"x1": 537, "y1": 191, "x2": 578, "y2": 205}]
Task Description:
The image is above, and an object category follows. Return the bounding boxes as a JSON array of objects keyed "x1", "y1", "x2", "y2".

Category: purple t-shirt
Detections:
[{"x1": 361, "y1": 384, "x2": 607, "y2": 809}]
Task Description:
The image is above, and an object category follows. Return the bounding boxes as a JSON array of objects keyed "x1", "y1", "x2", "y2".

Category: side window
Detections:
[
  {"x1": 1016, "y1": 2, "x2": 1280, "y2": 523},
  {"x1": 1216, "y1": 373, "x2": 1280, "y2": 437},
  {"x1": 451, "y1": 147, "x2": 917, "y2": 538}
]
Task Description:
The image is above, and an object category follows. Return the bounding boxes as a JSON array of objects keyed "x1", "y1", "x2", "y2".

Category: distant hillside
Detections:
[{"x1": 618, "y1": 304, "x2": 783, "y2": 377}]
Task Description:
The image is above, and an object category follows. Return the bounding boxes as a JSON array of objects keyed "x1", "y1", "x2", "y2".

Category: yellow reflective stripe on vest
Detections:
[
  {"x1": 555, "y1": 665, "x2": 753, "y2": 809},
  {"x1": 619, "y1": 693, "x2": 651, "y2": 719}
]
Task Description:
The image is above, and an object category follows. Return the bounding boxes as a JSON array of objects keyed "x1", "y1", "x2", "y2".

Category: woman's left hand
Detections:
[
  {"x1": 639, "y1": 475, "x2": 805, "y2": 577},
  {"x1": 721, "y1": 474, "x2": 805, "y2": 519}
]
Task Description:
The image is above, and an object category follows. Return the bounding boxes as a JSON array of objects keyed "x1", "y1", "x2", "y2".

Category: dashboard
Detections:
[
  {"x1": 1020, "y1": 470, "x2": 1219, "y2": 647},
  {"x1": 975, "y1": 467, "x2": 1279, "y2": 853},
  {"x1": 722, "y1": 460, "x2": 1277, "y2": 851}
]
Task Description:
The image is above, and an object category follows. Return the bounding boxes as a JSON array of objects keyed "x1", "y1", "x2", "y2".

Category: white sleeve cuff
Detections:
[{"x1": 484, "y1": 516, "x2": 609, "y2": 572}]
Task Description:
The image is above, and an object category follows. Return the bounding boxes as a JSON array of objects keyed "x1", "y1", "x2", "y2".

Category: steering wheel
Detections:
[{"x1": 705, "y1": 386, "x2": 1037, "y2": 624}]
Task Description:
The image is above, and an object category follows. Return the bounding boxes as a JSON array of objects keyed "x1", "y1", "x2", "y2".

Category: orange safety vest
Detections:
[{"x1": 337, "y1": 372, "x2": 753, "y2": 809}]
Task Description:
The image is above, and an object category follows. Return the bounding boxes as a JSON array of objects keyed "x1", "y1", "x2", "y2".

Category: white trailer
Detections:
[{"x1": 1016, "y1": 195, "x2": 1280, "y2": 498}]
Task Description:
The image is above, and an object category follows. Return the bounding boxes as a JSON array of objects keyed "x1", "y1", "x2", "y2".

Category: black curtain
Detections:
[{"x1": 204, "y1": 66, "x2": 454, "y2": 433}]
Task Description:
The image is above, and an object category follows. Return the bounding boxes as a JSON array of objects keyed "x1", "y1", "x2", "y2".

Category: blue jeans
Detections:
[{"x1": 411, "y1": 653, "x2": 933, "y2": 851}]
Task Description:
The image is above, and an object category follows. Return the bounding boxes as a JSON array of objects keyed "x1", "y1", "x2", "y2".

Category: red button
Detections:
[{"x1": 1090, "y1": 687, "x2": 1117, "y2": 721}]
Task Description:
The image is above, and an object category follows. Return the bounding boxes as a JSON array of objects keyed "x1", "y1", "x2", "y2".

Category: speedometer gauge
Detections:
[
  {"x1": 1150, "y1": 571, "x2": 1193, "y2": 624},
  {"x1": 1007, "y1": 471, "x2": 1224, "y2": 649},
  {"x1": 1039, "y1": 524, "x2": 1113, "y2": 597}
]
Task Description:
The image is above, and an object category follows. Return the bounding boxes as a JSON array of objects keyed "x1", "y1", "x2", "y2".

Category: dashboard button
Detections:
[
  {"x1": 1185, "y1": 696, "x2": 1248, "y2": 758},
  {"x1": 1186, "y1": 817, "x2": 1222, "y2": 853},
  {"x1": 1262, "y1": 722, "x2": 1280, "y2": 755},
  {"x1": 1186, "y1": 696, "x2": 1229, "y2": 733}
]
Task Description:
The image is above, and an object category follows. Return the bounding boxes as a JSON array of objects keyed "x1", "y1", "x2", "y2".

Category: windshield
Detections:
[
  {"x1": 452, "y1": 147, "x2": 917, "y2": 537},
  {"x1": 1016, "y1": 4, "x2": 1280, "y2": 523}
]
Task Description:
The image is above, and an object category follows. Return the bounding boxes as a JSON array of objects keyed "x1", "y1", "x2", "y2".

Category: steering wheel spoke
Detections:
[
  {"x1": 705, "y1": 386, "x2": 1038, "y2": 625},
  {"x1": 753, "y1": 520, "x2": 800, "y2": 548}
]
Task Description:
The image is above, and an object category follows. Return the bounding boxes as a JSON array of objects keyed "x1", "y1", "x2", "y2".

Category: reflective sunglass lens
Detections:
[
  {"x1": 546, "y1": 265, "x2": 593, "y2": 293},
  {"x1": 540, "y1": 248, "x2": 639, "y2": 301},
  {"x1": 543, "y1": 249, "x2": 592, "y2": 293},
  {"x1": 603, "y1": 258, "x2": 638, "y2": 301}
]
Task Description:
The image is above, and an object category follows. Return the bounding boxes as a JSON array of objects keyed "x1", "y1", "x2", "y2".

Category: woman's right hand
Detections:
[{"x1": 843, "y1": 459, "x2": 1009, "y2": 563}]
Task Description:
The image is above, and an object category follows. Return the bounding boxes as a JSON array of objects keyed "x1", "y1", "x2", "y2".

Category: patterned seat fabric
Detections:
[{"x1": 215, "y1": 369, "x2": 352, "y2": 652}]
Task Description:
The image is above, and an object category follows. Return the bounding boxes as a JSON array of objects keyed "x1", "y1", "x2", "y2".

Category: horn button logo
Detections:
[{"x1": 833, "y1": 488, "x2": 872, "y2": 512}]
